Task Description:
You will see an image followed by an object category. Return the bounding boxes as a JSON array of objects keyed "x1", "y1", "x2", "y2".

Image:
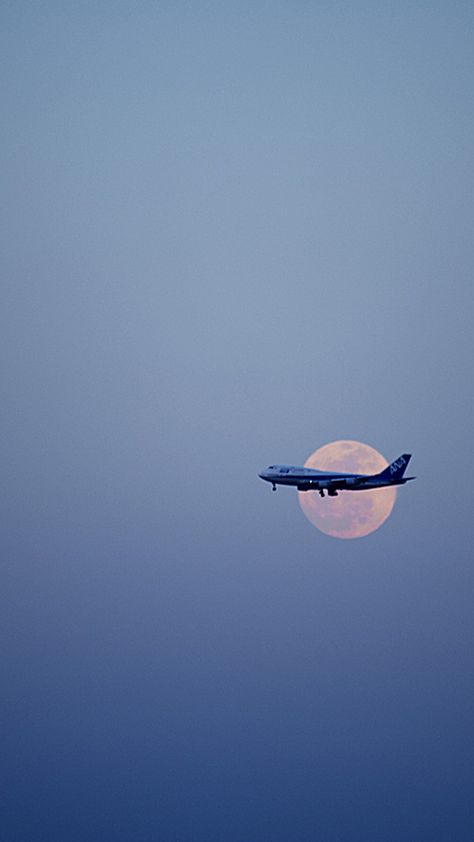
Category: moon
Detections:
[{"x1": 298, "y1": 440, "x2": 396, "y2": 539}]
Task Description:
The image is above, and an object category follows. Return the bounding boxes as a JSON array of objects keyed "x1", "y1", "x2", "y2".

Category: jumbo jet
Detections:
[{"x1": 259, "y1": 454, "x2": 415, "y2": 497}]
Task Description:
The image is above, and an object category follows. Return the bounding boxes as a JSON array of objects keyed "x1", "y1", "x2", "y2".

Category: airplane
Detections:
[{"x1": 259, "y1": 454, "x2": 415, "y2": 497}]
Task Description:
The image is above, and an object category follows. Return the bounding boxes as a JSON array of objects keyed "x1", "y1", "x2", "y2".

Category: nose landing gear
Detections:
[{"x1": 272, "y1": 483, "x2": 276, "y2": 491}]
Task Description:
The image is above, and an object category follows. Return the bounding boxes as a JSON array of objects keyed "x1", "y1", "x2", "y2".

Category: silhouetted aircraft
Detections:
[{"x1": 259, "y1": 454, "x2": 415, "y2": 497}]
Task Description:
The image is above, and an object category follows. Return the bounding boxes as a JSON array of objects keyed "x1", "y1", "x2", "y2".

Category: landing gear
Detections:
[
  {"x1": 319, "y1": 490, "x2": 325, "y2": 497},
  {"x1": 328, "y1": 489, "x2": 338, "y2": 497},
  {"x1": 272, "y1": 483, "x2": 276, "y2": 492}
]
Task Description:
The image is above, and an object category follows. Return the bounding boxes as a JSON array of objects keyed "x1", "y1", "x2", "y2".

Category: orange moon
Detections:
[{"x1": 298, "y1": 441, "x2": 396, "y2": 539}]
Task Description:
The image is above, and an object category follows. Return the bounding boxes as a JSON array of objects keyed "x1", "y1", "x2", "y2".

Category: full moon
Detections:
[{"x1": 298, "y1": 441, "x2": 396, "y2": 539}]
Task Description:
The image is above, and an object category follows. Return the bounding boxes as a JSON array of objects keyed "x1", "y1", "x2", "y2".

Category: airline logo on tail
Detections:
[{"x1": 390, "y1": 456, "x2": 406, "y2": 475}]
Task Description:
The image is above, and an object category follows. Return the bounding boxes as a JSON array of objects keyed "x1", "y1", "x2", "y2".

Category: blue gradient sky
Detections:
[{"x1": 2, "y1": 2, "x2": 473, "y2": 839}]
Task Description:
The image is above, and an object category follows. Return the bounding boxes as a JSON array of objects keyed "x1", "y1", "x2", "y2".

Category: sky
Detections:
[{"x1": 2, "y1": 2, "x2": 473, "y2": 839}]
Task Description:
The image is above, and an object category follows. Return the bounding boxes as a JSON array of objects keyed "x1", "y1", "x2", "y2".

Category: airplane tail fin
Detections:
[{"x1": 374, "y1": 454, "x2": 411, "y2": 482}]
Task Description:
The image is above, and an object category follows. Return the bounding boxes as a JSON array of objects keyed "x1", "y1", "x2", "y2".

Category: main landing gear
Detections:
[
  {"x1": 319, "y1": 489, "x2": 338, "y2": 498},
  {"x1": 272, "y1": 483, "x2": 276, "y2": 491}
]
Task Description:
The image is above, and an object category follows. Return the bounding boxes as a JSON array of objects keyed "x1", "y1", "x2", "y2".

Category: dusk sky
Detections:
[{"x1": 2, "y1": 2, "x2": 474, "y2": 839}]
